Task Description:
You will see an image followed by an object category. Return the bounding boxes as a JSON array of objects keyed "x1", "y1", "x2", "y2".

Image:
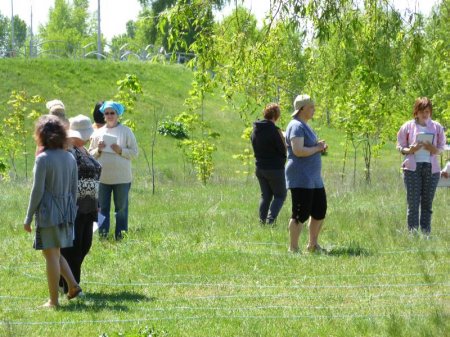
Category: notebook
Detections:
[{"x1": 101, "y1": 134, "x2": 117, "y2": 153}]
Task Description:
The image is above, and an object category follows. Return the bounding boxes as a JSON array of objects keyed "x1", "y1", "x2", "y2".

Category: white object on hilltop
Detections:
[{"x1": 46, "y1": 99, "x2": 65, "y2": 111}]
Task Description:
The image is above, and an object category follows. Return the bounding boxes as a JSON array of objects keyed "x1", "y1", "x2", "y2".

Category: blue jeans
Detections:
[
  {"x1": 255, "y1": 168, "x2": 287, "y2": 224},
  {"x1": 98, "y1": 183, "x2": 131, "y2": 239}
]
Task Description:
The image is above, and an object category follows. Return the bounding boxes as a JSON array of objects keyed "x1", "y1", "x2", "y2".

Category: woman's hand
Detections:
[
  {"x1": 111, "y1": 144, "x2": 122, "y2": 155},
  {"x1": 24, "y1": 223, "x2": 31, "y2": 233},
  {"x1": 409, "y1": 142, "x2": 422, "y2": 154},
  {"x1": 422, "y1": 141, "x2": 437, "y2": 154},
  {"x1": 98, "y1": 141, "x2": 106, "y2": 152},
  {"x1": 317, "y1": 140, "x2": 327, "y2": 153}
]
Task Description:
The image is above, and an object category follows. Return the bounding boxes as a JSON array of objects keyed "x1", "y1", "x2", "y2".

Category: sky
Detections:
[{"x1": 0, "y1": 0, "x2": 440, "y2": 41}]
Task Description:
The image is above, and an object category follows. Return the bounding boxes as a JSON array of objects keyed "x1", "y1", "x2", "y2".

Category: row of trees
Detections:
[
  {"x1": 0, "y1": 13, "x2": 27, "y2": 56},
  {"x1": 0, "y1": 0, "x2": 229, "y2": 58},
  {"x1": 0, "y1": 0, "x2": 448, "y2": 184},
  {"x1": 157, "y1": 0, "x2": 449, "y2": 183}
]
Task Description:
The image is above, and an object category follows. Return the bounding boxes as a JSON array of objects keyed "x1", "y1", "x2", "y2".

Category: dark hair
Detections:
[
  {"x1": 413, "y1": 97, "x2": 433, "y2": 118},
  {"x1": 263, "y1": 103, "x2": 281, "y2": 120},
  {"x1": 93, "y1": 101, "x2": 105, "y2": 124},
  {"x1": 34, "y1": 115, "x2": 67, "y2": 150}
]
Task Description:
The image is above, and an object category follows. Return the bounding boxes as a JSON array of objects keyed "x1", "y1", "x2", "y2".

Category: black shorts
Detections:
[{"x1": 290, "y1": 187, "x2": 327, "y2": 223}]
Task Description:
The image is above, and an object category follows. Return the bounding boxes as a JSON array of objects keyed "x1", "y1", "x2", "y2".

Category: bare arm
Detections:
[{"x1": 291, "y1": 137, "x2": 326, "y2": 157}]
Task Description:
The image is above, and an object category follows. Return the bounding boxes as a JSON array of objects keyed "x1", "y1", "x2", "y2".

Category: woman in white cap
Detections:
[
  {"x1": 89, "y1": 101, "x2": 138, "y2": 240},
  {"x1": 59, "y1": 115, "x2": 102, "y2": 295},
  {"x1": 46, "y1": 99, "x2": 69, "y2": 128},
  {"x1": 285, "y1": 94, "x2": 328, "y2": 253}
]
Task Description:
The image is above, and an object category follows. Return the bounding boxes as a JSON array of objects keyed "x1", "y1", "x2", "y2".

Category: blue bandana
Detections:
[{"x1": 99, "y1": 101, "x2": 125, "y2": 116}]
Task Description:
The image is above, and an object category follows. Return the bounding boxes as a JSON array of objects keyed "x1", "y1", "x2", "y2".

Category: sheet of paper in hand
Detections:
[
  {"x1": 93, "y1": 212, "x2": 105, "y2": 232},
  {"x1": 415, "y1": 132, "x2": 434, "y2": 157},
  {"x1": 438, "y1": 162, "x2": 450, "y2": 187},
  {"x1": 416, "y1": 132, "x2": 434, "y2": 144},
  {"x1": 101, "y1": 134, "x2": 117, "y2": 153}
]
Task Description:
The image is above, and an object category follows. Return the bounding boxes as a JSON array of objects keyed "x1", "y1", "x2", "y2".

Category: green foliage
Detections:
[
  {"x1": 232, "y1": 127, "x2": 253, "y2": 177},
  {"x1": 0, "y1": 91, "x2": 44, "y2": 179},
  {"x1": 303, "y1": 0, "x2": 448, "y2": 182},
  {"x1": 179, "y1": 139, "x2": 216, "y2": 184},
  {"x1": 114, "y1": 74, "x2": 144, "y2": 130},
  {"x1": 214, "y1": 8, "x2": 305, "y2": 123},
  {"x1": 157, "y1": 119, "x2": 188, "y2": 139},
  {"x1": 232, "y1": 148, "x2": 253, "y2": 177},
  {"x1": 134, "y1": 8, "x2": 159, "y2": 48},
  {"x1": 0, "y1": 55, "x2": 450, "y2": 336},
  {"x1": 39, "y1": 0, "x2": 92, "y2": 56},
  {"x1": 0, "y1": 14, "x2": 27, "y2": 55},
  {"x1": 159, "y1": 0, "x2": 225, "y2": 185}
]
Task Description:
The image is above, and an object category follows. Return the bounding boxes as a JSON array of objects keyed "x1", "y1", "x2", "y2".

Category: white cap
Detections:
[
  {"x1": 291, "y1": 94, "x2": 313, "y2": 117},
  {"x1": 67, "y1": 114, "x2": 94, "y2": 141}
]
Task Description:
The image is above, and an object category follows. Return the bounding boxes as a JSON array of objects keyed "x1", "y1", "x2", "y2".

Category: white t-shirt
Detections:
[{"x1": 414, "y1": 126, "x2": 431, "y2": 163}]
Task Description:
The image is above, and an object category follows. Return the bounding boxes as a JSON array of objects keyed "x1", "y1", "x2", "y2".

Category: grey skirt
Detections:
[{"x1": 33, "y1": 223, "x2": 74, "y2": 250}]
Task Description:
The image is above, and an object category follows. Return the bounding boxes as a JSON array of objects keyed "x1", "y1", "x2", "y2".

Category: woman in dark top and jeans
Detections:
[{"x1": 251, "y1": 103, "x2": 287, "y2": 225}]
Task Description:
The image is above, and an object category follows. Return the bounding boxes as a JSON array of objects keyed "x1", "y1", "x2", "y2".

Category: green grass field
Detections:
[{"x1": 0, "y1": 59, "x2": 449, "y2": 337}]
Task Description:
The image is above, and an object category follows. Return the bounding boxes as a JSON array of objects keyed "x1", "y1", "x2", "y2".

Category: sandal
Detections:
[{"x1": 67, "y1": 285, "x2": 82, "y2": 300}]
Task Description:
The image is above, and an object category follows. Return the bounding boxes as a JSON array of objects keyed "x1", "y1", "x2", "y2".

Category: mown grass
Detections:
[{"x1": 0, "y1": 59, "x2": 449, "y2": 336}]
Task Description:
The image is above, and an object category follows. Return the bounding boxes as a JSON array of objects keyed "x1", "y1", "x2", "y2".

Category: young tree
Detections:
[
  {"x1": 0, "y1": 14, "x2": 27, "y2": 56},
  {"x1": 39, "y1": 0, "x2": 90, "y2": 56}
]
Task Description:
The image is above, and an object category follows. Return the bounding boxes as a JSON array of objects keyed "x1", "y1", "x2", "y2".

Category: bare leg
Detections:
[
  {"x1": 289, "y1": 218, "x2": 303, "y2": 252},
  {"x1": 59, "y1": 255, "x2": 78, "y2": 291},
  {"x1": 307, "y1": 217, "x2": 324, "y2": 250},
  {"x1": 42, "y1": 248, "x2": 61, "y2": 307}
]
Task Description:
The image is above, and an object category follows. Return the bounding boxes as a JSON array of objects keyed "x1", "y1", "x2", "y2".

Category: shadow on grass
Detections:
[
  {"x1": 325, "y1": 244, "x2": 372, "y2": 257},
  {"x1": 59, "y1": 291, "x2": 156, "y2": 312}
]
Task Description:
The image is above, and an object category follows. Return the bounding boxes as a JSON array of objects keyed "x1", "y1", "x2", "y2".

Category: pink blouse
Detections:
[{"x1": 396, "y1": 119, "x2": 446, "y2": 173}]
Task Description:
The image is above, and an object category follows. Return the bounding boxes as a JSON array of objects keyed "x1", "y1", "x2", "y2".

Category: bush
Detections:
[{"x1": 157, "y1": 119, "x2": 188, "y2": 139}]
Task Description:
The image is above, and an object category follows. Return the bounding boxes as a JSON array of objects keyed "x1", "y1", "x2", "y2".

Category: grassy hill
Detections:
[
  {"x1": 0, "y1": 58, "x2": 252, "y2": 183},
  {"x1": 0, "y1": 59, "x2": 448, "y2": 337}
]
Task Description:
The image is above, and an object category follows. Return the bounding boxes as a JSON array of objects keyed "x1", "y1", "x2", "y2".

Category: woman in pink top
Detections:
[{"x1": 396, "y1": 97, "x2": 446, "y2": 235}]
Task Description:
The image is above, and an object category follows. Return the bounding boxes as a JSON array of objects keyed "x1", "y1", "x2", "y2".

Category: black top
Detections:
[
  {"x1": 251, "y1": 119, "x2": 286, "y2": 169},
  {"x1": 70, "y1": 147, "x2": 102, "y2": 214}
]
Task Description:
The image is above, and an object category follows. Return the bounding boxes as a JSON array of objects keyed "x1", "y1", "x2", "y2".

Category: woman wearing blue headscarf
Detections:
[{"x1": 89, "y1": 101, "x2": 138, "y2": 240}]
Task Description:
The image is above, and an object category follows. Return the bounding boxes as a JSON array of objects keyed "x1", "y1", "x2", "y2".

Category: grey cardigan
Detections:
[{"x1": 24, "y1": 149, "x2": 78, "y2": 228}]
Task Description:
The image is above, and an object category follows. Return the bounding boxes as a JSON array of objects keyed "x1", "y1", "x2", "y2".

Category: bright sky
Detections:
[{"x1": 0, "y1": 0, "x2": 440, "y2": 41}]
